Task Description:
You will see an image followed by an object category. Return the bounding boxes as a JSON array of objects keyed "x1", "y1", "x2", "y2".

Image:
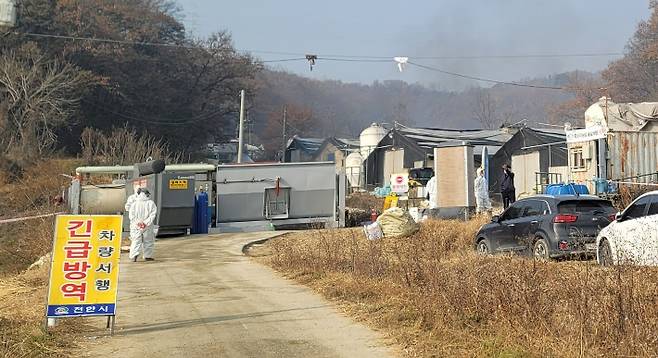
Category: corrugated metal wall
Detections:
[{"x1": 608, "y1": 132, "x2": 658, "y2": 182}]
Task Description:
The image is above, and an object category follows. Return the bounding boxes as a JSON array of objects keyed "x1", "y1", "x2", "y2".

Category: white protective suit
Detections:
[
  {"x1": 425, "y1": 176, "x2": 438, "y2": 209},
  {"x1": 128, "y1": 192, "x2": 158, "y2": 260},
  {"x1": 124, "y1": 192, "x2": 137, "y2": 212},
  {"x1": 474, "y1": 171, "x2": 492, "y2": 213}
]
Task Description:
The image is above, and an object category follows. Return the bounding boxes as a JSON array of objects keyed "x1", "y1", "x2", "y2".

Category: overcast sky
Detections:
[{"x1": 177, "y1": 0, "x2": 650, "y2": 90}]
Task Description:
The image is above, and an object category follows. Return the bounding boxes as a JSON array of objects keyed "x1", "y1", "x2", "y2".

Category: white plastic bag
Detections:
[{"x1": 363, "y1": 221, "x2": 383, "y2": 240}]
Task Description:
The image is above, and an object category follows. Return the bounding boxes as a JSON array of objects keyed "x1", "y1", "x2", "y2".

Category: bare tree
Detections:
[
  {"x1": 80, "y1": 126, "x2": 182, "y2": 165},
  {"x1": 472, "y1": 89, "x2": 500, "y2": 129},
  {"x1": 548, "y1": 73, "x2": 604, "y2": 125},
  {"x1": 0, "y1": 45, "x2": 91, "y2": 167}
]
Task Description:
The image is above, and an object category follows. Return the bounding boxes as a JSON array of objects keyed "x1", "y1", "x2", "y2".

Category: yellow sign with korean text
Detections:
[
  {"x1": 46, "y1": 215, "x2": 122, "y2": 318},
  {"x1": 169, "y1": 179, "x2": 188, "y2": 190}
]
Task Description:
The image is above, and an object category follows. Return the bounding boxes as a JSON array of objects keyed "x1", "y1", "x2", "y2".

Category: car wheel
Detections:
[
  {"x1": 598, "y1": 239, "x2": 613, "y2": 266},
  {"x1": 533, "y1": 238, "x2": 550, "y2": 261},
  {"x1": 476, "y1": 239, "x2": 491, "y2": 255}
]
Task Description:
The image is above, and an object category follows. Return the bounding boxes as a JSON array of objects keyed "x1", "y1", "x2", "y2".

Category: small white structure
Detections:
[
  {"x1": 359, "y1": 123, "x2": 387, "y2": 160},
  {"x1": 0, "y1": 0, "x2": 16, "y2": 27},
  {"x1": 345, "y1": 151, "x2": 363, "y2": 190}
]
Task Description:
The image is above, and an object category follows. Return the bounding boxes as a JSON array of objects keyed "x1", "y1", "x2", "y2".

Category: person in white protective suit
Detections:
[
  {"x1": 474, "y1": 167, "x2": 492, "y2": 214},
  {"x1": 124, "y1": 191, "x2": 137, "y2": 212},
  {"x1": 425, "y1": 175, "x2": 438, "y2": 216},
  {"x1": 129, "y1": 189, "x2": 158, "y2": 262}
]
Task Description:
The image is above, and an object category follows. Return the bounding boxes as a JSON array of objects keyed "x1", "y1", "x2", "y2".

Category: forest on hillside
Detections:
[{"x1": 2, "y1": 0, "x2": 658, "y2": 169}]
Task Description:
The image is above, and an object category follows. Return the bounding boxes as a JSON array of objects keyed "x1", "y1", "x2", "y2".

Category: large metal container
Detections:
[
  {"x1": 607, "y1": 131, "x2": 658, "y2": 182},
  {"x1": 216, "y1": 162, "x2": 340, "y2": 231},
  {"x1": 126, "y1": 172, "x2": 196, "y2": 236},
  {"x1": 79, "y1": 184, "x2": 126, "y2": 214}
]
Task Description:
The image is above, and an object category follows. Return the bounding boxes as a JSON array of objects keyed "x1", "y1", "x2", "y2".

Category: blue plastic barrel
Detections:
[
  {"x1": 595, "y1": 179, "x2": 608, "y2": 194},
  {"x1": 191, "y1": 191, "x2": 209, "y2": 234},
  {"x1": 545, "y1": 183, "x2": 589, "y2": 196}
]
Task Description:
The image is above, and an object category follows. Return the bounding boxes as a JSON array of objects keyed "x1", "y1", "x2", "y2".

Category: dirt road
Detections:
[{"x1": 83, "y1": 232, "x2": 395, "y2": 357}]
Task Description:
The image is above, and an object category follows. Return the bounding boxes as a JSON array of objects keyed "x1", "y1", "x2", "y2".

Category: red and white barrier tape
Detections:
[{"x1": 0, "y1": 212, "x2": 65, "y2": 225}]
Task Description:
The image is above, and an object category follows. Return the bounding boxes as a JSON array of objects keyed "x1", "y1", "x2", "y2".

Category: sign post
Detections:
[{"x1": 46, "y1": 215, "x2": 123, "y2": 334}]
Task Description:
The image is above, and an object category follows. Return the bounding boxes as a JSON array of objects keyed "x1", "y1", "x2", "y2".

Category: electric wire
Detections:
[
  {"x1": 82, "y1": 99, "x2": 233, "y2": 126},
  {"x1": 15, "y1": 31, "x2": 624, "y2": 61},
  {"x1": 13, "y1": 30, "x2": 606, "y2": 94},
  {"x1": 261, "y1": 58, "x2": 308, "y2": 63},
  {"x1": 16, "y1": 31, "x2": 202, "y2": 49},
  {"x1": 316, "y1": 57, "x2": 392, "y2": 63},
  {"x1": 407, "y1": 61, "x2": 566, "y2": 90}
]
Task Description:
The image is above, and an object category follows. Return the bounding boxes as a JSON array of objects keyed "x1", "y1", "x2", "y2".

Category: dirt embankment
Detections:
[
  {"x1": 256, "y1": 218, "x2": 658, "y2": 357},
  {"x1": 1, "y1": 159, "x2": 85, "y2": 357}
]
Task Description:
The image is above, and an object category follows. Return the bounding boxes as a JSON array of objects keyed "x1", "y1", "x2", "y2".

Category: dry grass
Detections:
[
  {"x1": 0, "y1": 159, "x2": 78, "y2": 275},
  {"x1": 0, "y1": 159, "x2": 78, "y2": 217},
  {"x1": 261, "y1": 217, "x2": 658, "y2": 357},
  {"x1": 0, "y1": 266, "x2": 85, "y2": 357},
  {"x1": 0, "y1": 159, "x2": 83, "y2": 357},
  {"x1": 346, "y1": 192, "x2": 385, "y2": 212},
  {"x1": 0, "y1": 218, "x2": 56, "y2": 276}
]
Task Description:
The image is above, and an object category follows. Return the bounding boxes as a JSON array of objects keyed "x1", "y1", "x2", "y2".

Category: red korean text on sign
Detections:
[
  {"x1": 61, "y1": 282, "x2": 87, "y2": 301},
  {"x1": 64, "y1": 240, "x2": 92, "y2": 259},
  {"x1": 63, "y1": 261, "x2": 91, "y2": 280},
  {"x1": 67, "y1": 220, "x2": 93, "y2": 238}
]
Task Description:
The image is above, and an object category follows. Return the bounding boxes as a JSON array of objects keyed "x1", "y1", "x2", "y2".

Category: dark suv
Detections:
[{"x1": 474, "y1": 195, "x2": 617, "y2": 259}]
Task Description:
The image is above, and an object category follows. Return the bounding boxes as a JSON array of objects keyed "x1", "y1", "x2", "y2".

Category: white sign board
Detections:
[
  {"x1": 390, "y1": 173, "x2": 409, "y2": 194},
  {"x1": 566, "y1": 125, "x2": 608, "y2": 144}
]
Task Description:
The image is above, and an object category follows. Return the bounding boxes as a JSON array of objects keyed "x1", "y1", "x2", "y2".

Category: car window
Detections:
[
  {"x1": 624, "y1": 196, "x2": 652, "y2": 219},
  {"x1": 502, "y1": 202, "x2": 524, "y2": 221},
  {"x1": 523, "y1": 200, "x2": 546, "y2": 217},
  {"x1": 558, "y1": 200, "x2": 615, "y2": 214},
  {"x1": 647, "y1": 195, "x2": 658, "y2": 216}
]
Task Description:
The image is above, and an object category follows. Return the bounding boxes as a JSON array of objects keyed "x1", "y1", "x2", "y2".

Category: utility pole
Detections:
[
  {"x1": 281, "y1": 106, "x2": 287, "y2": 162},
  {"x1": 237, "y1": 90, "x2": 245, "y2": 164}
]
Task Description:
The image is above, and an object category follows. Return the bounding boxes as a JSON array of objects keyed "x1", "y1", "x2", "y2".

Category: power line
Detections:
[
  {"x1": 317, "y1": 57, "x2": 391, "y2": 63},
  {"x1": 16, "y1": 31, "x2": 202, "y2": 49},
  {"x1": 312, "y1": 52, "x2": 624, "y2": 60},
  {"x1": 261, "y1": 58, "x2": 307, "y2": 63},
  {"x1": 12, "y1": 30, "x2": 603, "y2": 91},
  {"x1": 407, "y1": 61, "x2": 566, "y2": 90},
  {"x1": 83, "y1": 99, "x2": 232, "y2": 126},
  {"x1": 14, "y1": 31, "x2": 624, "y2": 61}
]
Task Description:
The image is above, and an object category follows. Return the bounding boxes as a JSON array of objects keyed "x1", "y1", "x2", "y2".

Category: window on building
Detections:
[
  {"x1": 263, "y1": 188, "x2": 290, "y2": 219},
  {"x1": 570, "y1": 146, "x2": 586, "y2": 170},
  {"x1": 327, "y1": 153, "x2": 335, "y2": 162}
]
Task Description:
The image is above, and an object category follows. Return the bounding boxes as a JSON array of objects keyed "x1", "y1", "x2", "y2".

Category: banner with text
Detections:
[
  {"x1": 46, "y1": 215, "x2": 122, "y2": 318},
  {"x1": 566, "y1": 125, "x2": 608, "y2": 144}
]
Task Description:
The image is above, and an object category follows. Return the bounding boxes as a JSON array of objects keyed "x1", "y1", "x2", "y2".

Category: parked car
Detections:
[
  {"x1": 596, "y1": 191, "x2": 658, "y2": 266},
  {"x1": 475, "y1": 195, "x2": 616, "y2": 260}
]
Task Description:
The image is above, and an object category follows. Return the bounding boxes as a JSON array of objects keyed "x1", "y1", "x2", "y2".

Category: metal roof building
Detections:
[
  {"x1": 284, "y1": 136, "x2": 325, "y2": 162},
  {"x1": 364, "y1": 124, "x2": 517, "y2": 187}
]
